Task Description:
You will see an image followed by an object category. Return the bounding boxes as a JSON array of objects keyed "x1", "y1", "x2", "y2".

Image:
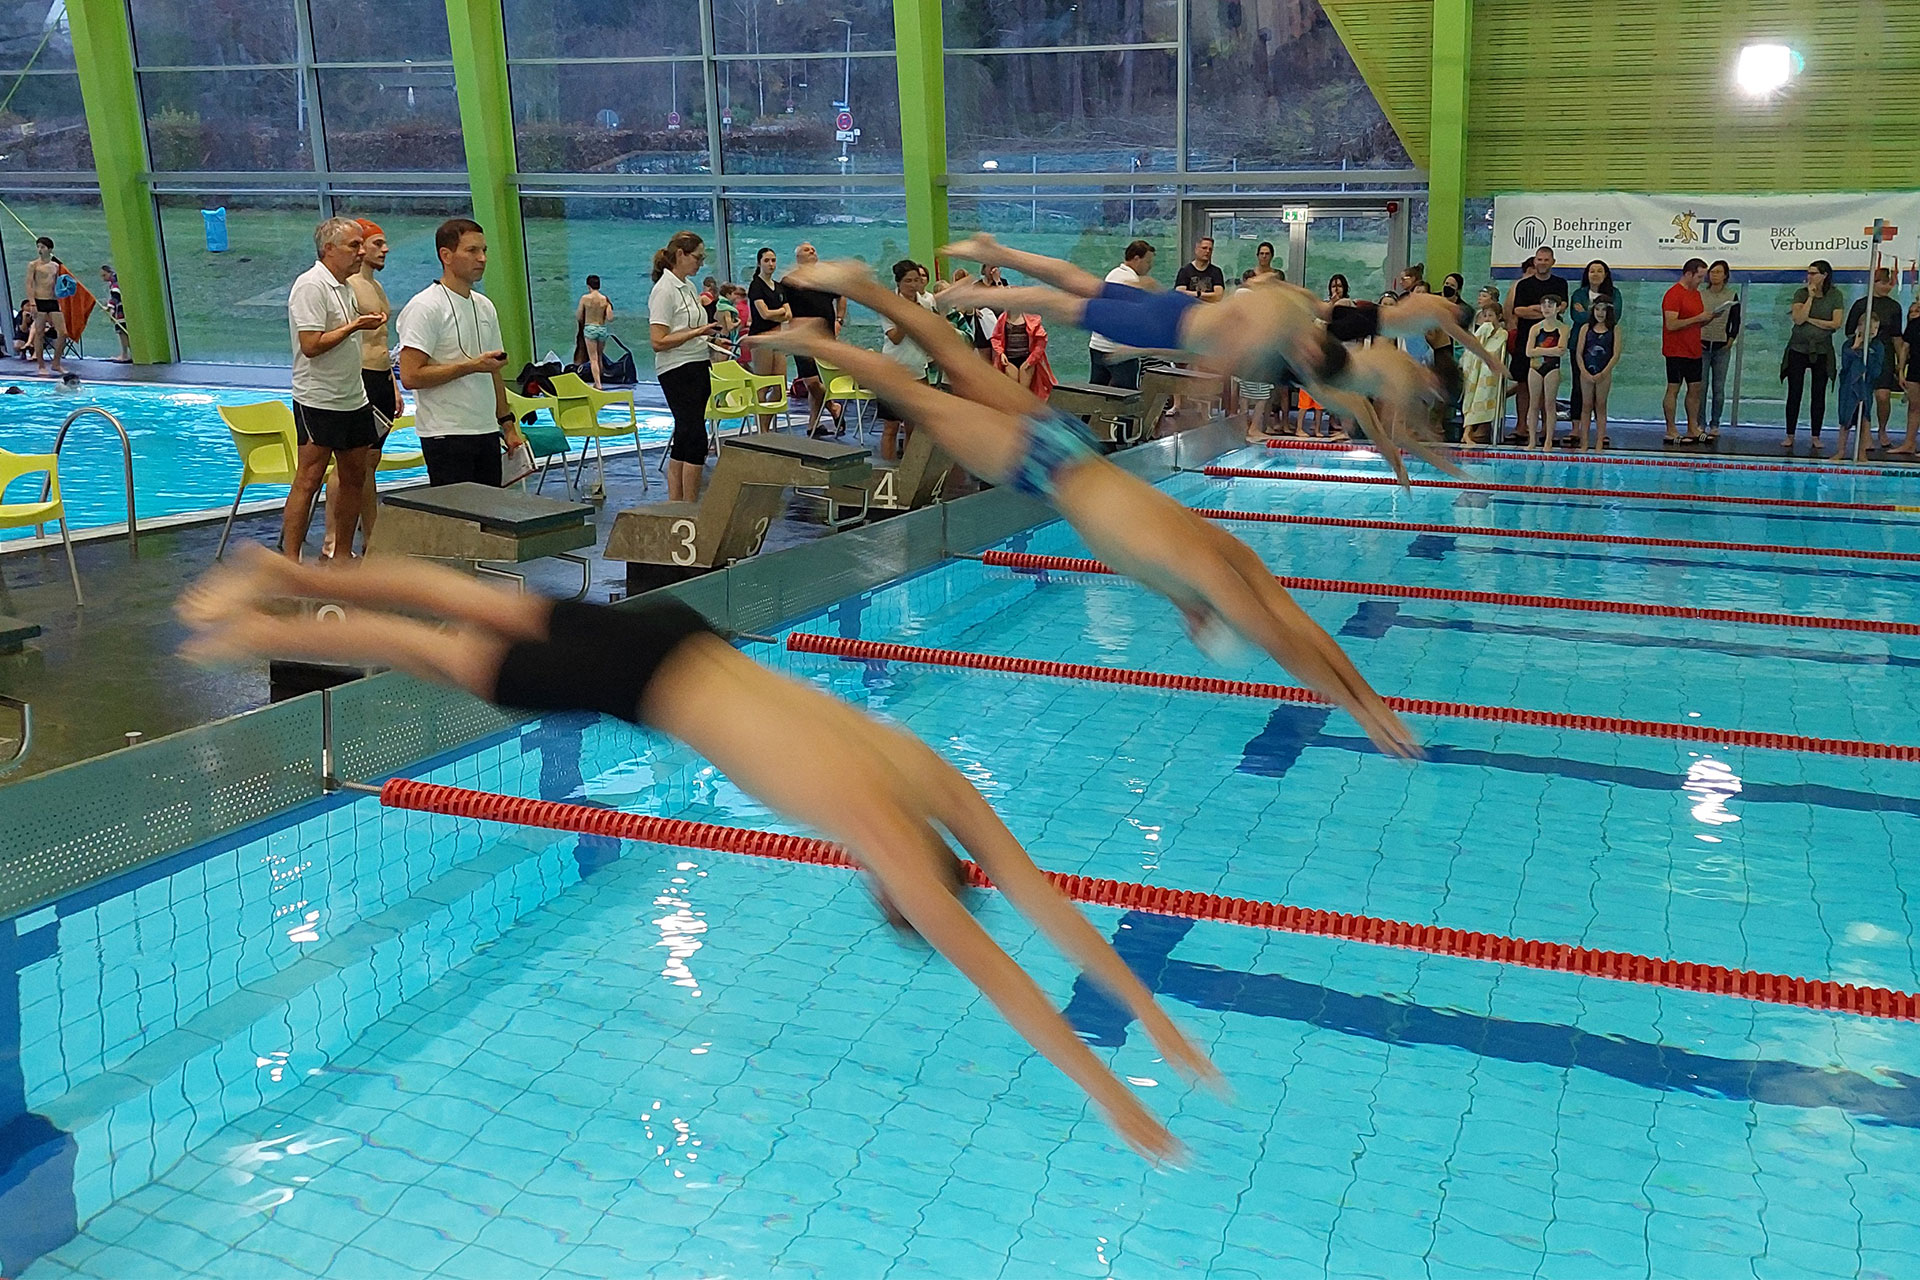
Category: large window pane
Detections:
[
  {"x1": 502, "y1": 0, "x2": 698, "y2": 60},
  {"x1": 720, "y1": 195, "x2": 903, "y2": 354},
  {"x1": 947, "y1": 193, "x2": 1178, "y2": 384},
  {"x1": 142, "y1": 69, "x2": 310, "y2": 171},
  {"x1": 130, "y1": 0, "x2": 296, "y2": 67},
  {"x1": 319, "y1": 67, "x2": 463, "y2": 171},
  {"x1": 0, "y1": 73, "x2": 91, "y2": 171},
  {"x1": 945, "y1": 51, "x2": 1178, "y2": 173},
  {"x1": 0, "y1": 0, "x2": 76, "y2": 71},
  {"x1": 510, "y1": 61, "x2": 709, "y2": 175},
  {"x1": 523, "y1": 195, "x2": 715, "y2": 375},
  {"x1": 158, "y1": 192, "x2": 322, "y2": 362},
  {"x1": 715, "y1": 56, "x2": 900, "y2": 174},
  {"x1": 713, "y1": 0, "x2": 895, "y2": 55},
  {"x1": 1186, "y1": 0, "x2": 1408, "y2": 170},
  {"x1": 310, "y1": 0, "x2": 451, "y2": 62},
  {"x1": 944, "y1": 0, "x2": 1177, "y2": 47}
]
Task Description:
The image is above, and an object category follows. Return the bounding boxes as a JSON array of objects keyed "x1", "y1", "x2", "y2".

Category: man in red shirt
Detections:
[{"x1": 1662, "y1": 257, "x2": 1716, "y2": 444}]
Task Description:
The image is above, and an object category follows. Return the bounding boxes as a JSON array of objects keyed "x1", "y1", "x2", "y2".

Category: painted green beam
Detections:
[
  {"x1": 66, "y1": 0, "x2": 171, "y2": 363},
  {"x1": 1424, "y1": 0, "x2": 1472, "y2": 278},
  {"x1": 444, "y1": 0, "x2": 533, "y2": 365},
  {"x1": 894, "y1": 0, "x2": 949, "y2": 271}
]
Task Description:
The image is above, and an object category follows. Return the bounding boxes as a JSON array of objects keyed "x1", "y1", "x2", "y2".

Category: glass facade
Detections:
[{"x1": 45, "y1": 0, "x2": 1414, "y2": 368}]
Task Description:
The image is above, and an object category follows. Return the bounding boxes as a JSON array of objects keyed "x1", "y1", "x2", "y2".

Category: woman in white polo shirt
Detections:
[{"x1": 650, "y1": 231, "x2": 719, "y2": 502}]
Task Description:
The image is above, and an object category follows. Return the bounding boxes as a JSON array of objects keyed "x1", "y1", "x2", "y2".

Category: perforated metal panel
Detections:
[
  {"x1": 329, "y1": 671, "x2": 525, "y2": 785},
  {"x1": 0, "y1": 697, "x2": 325, "y2": 919}
]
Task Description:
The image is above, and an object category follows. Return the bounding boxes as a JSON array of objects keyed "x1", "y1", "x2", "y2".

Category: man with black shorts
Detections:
[
  {"x1": 784, "y1": 241, "x2": 847, "y2": 435},
  {"x1": 395, "y1": 218, "x2": 521, "y2": 487},
  {"x1": 284, "y1": 217, "x2": 384, "y2": 561},
  {"x1": 22, "y1": 236, "x2": 66, "y2": 376},
  {"x1": 1503, "y1": 246, "x2": 1567, "y2": 443},
  {"x1": 1661, "y1": 258, "x2": 1713, "y2": 444},
  {"x1": 322, "y1": 218, "x2": 402, "y2": 559}
]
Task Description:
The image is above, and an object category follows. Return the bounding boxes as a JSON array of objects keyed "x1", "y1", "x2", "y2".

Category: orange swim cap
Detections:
[{"x1": 356, "y1": 219, "x2": 385, "y2": 240}]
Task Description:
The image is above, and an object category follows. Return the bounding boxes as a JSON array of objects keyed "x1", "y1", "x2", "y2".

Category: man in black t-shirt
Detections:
[
  {"x1": 1844, "y1": 267, "x2": 1904, "y2": 446},
  {"x1": 1898, "y1": 298, "x2": 1920, "y2": 456},
  {"x1": 1174, "y1": 237, "x2": 1225, "y2": 302},
  {"x1": 1503, "y1": 246, "x2": 1568, "y2": 442},
  {"x1": 784, "y1": 241, "x2": 848, "y2": 435}
]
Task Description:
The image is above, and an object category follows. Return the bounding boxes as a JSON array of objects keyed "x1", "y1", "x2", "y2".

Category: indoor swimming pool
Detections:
[
  {"x1": 9, "y1": 442, "x2": 1920, "y2": 1278},
  {"x1": 0, "y1": 381, "x2": 674, "y2": 539}
]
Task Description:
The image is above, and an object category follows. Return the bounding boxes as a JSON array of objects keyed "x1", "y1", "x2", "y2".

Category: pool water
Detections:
[
  {"x1": 0, "y1": 381, "x2": 675, "y2": 540},
  {"x1": 10, "y1": 444, "x2": 1920, "y2": 1278}
]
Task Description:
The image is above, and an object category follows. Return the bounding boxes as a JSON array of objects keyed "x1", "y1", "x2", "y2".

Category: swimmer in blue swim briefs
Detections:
[
  {"x1": 938, "y1": 234, "x2": 1459, "y2": 484},
  {"x1": 764, "y1": 259, "x2": 1420, "y2": 760}
]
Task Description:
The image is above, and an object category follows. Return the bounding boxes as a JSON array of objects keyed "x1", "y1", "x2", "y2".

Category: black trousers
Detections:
[
  {"x1": 422, "y1": 433, "x2": 502, "y2": 487},
  {"x1": 1783, "y1": 350, "x2": 1830, "y2": 437},
  {"x1": 1088, "y1": 346, "x2": 1140, "y2": 391}
]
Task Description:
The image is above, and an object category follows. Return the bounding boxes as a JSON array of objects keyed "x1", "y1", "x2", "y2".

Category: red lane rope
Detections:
[
  {"x1": 976, "y1": 549, "x2": 1920, "y2": 638},
  {"x1": 786, "y1": 632, "x2": 1920, "y2": 763},
  {"x1": 1262, "y1": 436, "x2": 1920, "y2": 481},
  {"x1": 1188, "y1": 506, "x2": 1920, "y2": 563},
  {"x1": 1204, "y1": 465, "x2": 1920, "y2": 515},
  {"x1": 378, "y1": 778, "x2": 1920, "y2": 1022}
]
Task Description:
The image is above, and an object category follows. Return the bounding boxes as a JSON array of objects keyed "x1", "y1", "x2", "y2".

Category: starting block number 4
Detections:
[{"x1": 874, "y1": 471, "x2": 898, "y2": 507}]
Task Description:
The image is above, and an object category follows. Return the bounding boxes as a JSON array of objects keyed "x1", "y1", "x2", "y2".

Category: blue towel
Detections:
[{"x1": 1837, "y1": 341, "x2": 1885, "y2": 430}]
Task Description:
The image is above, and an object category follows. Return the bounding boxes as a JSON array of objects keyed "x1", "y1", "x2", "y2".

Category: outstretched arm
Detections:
[
  {"x1": 941, "y1": 232, "x2": 1108, "y2": 298},
  {"x1": 1443, "y1": 316, "x2": 1503, "y2": 377}
]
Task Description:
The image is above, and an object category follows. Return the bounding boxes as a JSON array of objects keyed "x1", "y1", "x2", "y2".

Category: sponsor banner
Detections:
[{"x1": 1491, "y1": 192, "x2": 1920, "y2": 275}]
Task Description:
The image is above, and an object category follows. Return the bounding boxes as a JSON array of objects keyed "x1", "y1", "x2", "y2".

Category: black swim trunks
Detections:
[
  {"x1": 492, "y1": 597, "x2": 716, "y2": 725},
  {"x1": 33, "y1": 299, "x2": 59, "y2": 314},
  {"x1": 1325, "y1": 301, "x2": 1380, "y2": 345}
]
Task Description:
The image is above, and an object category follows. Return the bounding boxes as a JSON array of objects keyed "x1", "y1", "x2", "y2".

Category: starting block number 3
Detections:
[{"x1": 670, "y1": 518, "x2": 698, "y2": 565}]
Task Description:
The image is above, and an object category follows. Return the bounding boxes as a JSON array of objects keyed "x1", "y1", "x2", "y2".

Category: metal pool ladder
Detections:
[
  {"x1": 0, "y1": 695, "x2": 29, "y2": 778},
  {"x1": 37, "y1": 406, "x2": 138, "y2": 551}
]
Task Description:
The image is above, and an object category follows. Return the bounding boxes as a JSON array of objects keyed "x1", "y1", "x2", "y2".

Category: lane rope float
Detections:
[
  {"x1": 378, "y1": 778, "x2": 1920, "y2": 1023},
  {"x1": 1188, "y1": 505, "x2": 1920, "y2": 563},
  {"x1": 1261, "y1": 436, "x2": 1920, "y2": 481},
  {"x1": 1204, "y1": 465, "x2": 1920, "y2": 516},
  {"x1": 974, "y1": 550, "x2": 1920, "y2": 637},
  {"x1": 785, "y1": 632, "x2": 1920, "y2": 763}
]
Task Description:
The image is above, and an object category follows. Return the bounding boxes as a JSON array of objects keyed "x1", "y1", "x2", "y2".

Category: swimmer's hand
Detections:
[
  {"x1": 1137, "y1": 1005, "x2": 1229, "y2": 1100},
  {"x1": 756, "y1": 318, "x2": 831, "y2": 356},
  {"x1": 785, "y1": 259, "x2": 876, "y2": 297},
  {"x1": 940, "y1": 232, "x2": 1006, "y2": 266},
  {"x1": 1096, "y1": 1080, "x2": 1189, "y2": 1168}
]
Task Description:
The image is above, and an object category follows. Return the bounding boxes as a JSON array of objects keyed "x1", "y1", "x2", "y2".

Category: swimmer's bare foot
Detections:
[
  {"x1": 939, "y1": 233, "x2": 1006, "y2": 266},
  {"x1": 785, "y1": 259, "x2": 876, "y2": 297},
  {"x1": 756, "y1": 318, "x2": 831, "y2": 357}
]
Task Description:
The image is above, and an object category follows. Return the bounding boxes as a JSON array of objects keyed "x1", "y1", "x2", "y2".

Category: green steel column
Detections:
[
  {"x1": 66, "y1": 0, "x2": 171, "y2": 363},
  {"x1": 894, "y1": 0, "x2": 949, "y2": 270},
  {"x1": 1425, "y1": 0, "x2": 1473, "y2": 279},
  {"x1": 445, "y1": 0, "x2": 533, "y2": 363}
]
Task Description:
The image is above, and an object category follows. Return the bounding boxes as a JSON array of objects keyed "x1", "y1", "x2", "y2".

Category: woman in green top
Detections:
[{"x1": 1784, "y1": 259, "x2": 1844, "y2": 451}]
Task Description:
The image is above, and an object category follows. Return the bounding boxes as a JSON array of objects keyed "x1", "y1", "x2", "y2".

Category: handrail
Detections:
[
  {"x1": 0, "y1": 695, "x2": 30, "y2": 778},
  {"x1": 37, "y1": 407, "x2": 138, "y2": 550}
]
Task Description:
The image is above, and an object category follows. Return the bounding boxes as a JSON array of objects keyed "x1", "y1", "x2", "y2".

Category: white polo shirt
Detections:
[
  {"x1": 394, "y1": 282, "x2": 504, "y2": 438},
  {"x1": 648, "y1": 269, "x2": 710, "y2": 376},
  {"x1": 880, "y1": 289, "x2": 939, "y2": 378},
  {"x1": 287, "y1": 261, "x2": 370, "y2": 411},
  {"x1": 1088, "y1": 264, "x2": 1142, "y2": 355}
]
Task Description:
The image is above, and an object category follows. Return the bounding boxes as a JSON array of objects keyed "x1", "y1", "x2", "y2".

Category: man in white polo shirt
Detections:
[
  {"x1": 394, "y1": 217, "x2": 521, "y2": 487},
  {"x1": 285, "y1": 216, "x2": 385, "y2": 561},
  {"x1": 1088, "y1": 239, "x2": 1155, "y2": 390}
]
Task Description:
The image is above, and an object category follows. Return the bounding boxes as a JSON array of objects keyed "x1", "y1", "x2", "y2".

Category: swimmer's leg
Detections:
[
  {"x1": 179, "y1": 605, "x2": 509, "y2": 698},
  {"x1": 942, "y1": 283, "x2": 1095, "y2": 340},
  {"x1": 941, "y1": 234, "x2": 1107, "y2": 297}
]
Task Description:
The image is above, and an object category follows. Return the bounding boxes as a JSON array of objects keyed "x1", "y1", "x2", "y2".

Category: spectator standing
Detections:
[
  {"x1": 99, "y1": 265, "x2": 130, "y2": 362},
  {"x1": 394, "y1": 218, "x2": 521, "y2": 490},
  {"x1": 1236, "y1": 245, "x2": 1284, "y2": 431},
  {"x1": 747, "y1": 247, "x2": 792, "y2": 432},
  {"x1": 1503, "y1": 246, "x2": 1567, "y2": 443},
  {"x1": 990, "y1": 306, "x2": 1055, "y2": 399},
  {"x1": 576, "y1": 275, "x2": 613, "y2": 389},
  {"x1": 1524, "y1": 294, "x2": 1570, "y2": 450},
  {"x1": 1573, "y1": 296, "x2": 1622, "y2": 450},
  {"x1": 22, "y1": 236, "x2": 65, "y2": 375},
  {"x1": 323, "y1": 218, "x2": 402, "y2": 560},
  {"x1": 1660, "y1": 258, "x2": 1714, "y2": 444},
  {"x1": 1898, "y1": 297, "x2": 1920, "y2": 457},
  {"x1": 784, "y1": 240, "x2": 847, "y2": 436},
  {"x1": 1567, "y1": 260, "x2": 1618, "y2": 430},
  {"x1": 1098, "y1": 238, "x2": 1152, "y2": 391},
  {"x1": 1174, "y1": 237, "x2": 1225, "y2": 302},
  {"x1": 1832, "y1": 266, "x2": 1904, "y2": 458},
  {"x1": 284, "y1": 217, "x2": 382, "y2": 562},
  {"x1": 1783, "y1": 259, "x2": 1844, "y2": 453},
  {"x1": 1461, "y1": 298, "x2": 1508, "y2": 446},
  {"x1": 877, "y1": 259, "x2": 936, "y2": 462},
  {"x1": 1697, "y1": 260, "x2": 1740, "y2": 438},
  {"x1": 1243, "y1": 241, "x2": 1282, "y2": 286},
  {"x1": 647, "y1": 230, "x2": 718, "y2": 503}
]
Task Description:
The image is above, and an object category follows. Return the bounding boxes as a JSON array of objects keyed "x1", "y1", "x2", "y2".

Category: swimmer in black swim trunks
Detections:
[
  {"x1": 762, "y1": 260, "x2": 1420, "y2": 760},
  {"x1": 938, "y1": 234, "x2": 1457, "y2": 483},
  {"x1": 178, "y1": 544, "x2": 1222, "y2": 1165}
]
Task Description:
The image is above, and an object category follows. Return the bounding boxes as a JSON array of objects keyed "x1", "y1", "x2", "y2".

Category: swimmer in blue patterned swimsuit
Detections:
[
  {"x1": 765, "y1": 260, "x2": 1420, "y2": 758},
  {"x1": 939, "y1": 234, "x2": 1459, "y2": 484}
]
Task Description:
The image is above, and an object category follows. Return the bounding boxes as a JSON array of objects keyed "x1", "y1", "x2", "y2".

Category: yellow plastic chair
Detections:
[
  {"x1": 712, "y1": 358, "x2": 793, "y2": 431},
  {"x1": 547, "y1": 371, "x2": 645, "y2": 494},
  {"x1": 0, "y1": 447, "x2": 81, "y2": 604},
  {"x1": 816, "y1": 358, "x2": 876, "y2": 440},
  {"x1": 215, "y1": 402, "x2": 307, "y2": 560},
  {"x1": 377, "y1": 413, "x2": 427, "y2": 475}
]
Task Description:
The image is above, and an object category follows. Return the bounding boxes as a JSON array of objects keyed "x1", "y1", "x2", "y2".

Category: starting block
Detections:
[
  {"x1": 369, "y1": 482, "x2": 596, "y2": 596},
  {"x1": 1050, "y1": 381, "x2": 1146, "y2": 446},
  {"x1": 829, "y1": 425, "x2": 953, "y2": 520}
]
